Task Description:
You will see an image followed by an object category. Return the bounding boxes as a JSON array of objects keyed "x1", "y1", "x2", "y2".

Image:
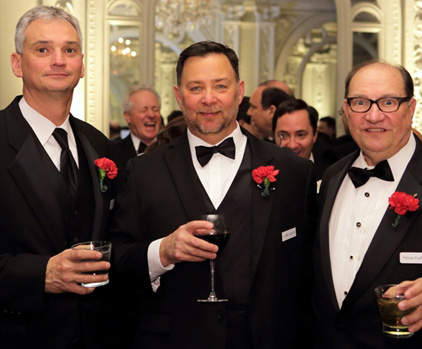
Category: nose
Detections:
[
  {"x1": 365, "y1": 102, "x2": 385, "y2": 123},
  {"x1": 51, "y1": 49, "x2": 65, "y2": 66},
  {"x1": 201, "y1": 89, "x2": 217, "y2": 105},
  {"x1": 286, "y1": 137, "x2": 299, "y2": 150}
]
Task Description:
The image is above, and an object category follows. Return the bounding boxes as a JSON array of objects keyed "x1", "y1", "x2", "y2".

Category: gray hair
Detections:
[
  {"x1": 15, "y1": 5, "x2": 83, "y2": 54},
  {"x1": 122, "y1": 85, "x2": 161, "y2": 113}
]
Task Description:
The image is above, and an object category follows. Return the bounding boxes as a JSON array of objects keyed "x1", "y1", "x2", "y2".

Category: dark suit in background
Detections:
[{"x1": 111, "y1": 134, "x2": 137, "y2": 192}]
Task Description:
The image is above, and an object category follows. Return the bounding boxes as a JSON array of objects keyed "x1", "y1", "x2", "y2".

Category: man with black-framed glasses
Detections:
[{"x1": 312, "y1": 61, "x2": 422, "y2": 348}]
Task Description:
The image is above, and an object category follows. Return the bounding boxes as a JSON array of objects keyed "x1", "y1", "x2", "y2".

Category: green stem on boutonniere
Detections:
[
  {"x1": 98, "y1": 169, "x2": 108, "y2": 193},
  {"x1": 392, "y1": 215, "x2": 401, "y2": 228},
  {"x1": 99, "y1": 178, "x2": 108, "y2": 193},
  {"x1": 261, "y1": 178, "x2": 270, "y2": 197}
]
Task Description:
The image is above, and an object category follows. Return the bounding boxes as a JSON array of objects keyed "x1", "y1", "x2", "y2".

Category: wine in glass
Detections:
[{"x1": 197, "y1": 214, "x2": 229, "y2": 302}]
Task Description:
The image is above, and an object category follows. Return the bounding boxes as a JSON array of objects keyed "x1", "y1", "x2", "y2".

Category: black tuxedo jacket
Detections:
[
  {"x1": 312, "y1": 134, "x2": 422, "y2": 348},
  {"x1": 110, "y1": 134, "x2": 137, "y2": 193},
  {"x1": 0, "y1": 96, "x2": 113, "y2": 348},
  {"x1": 111, "y1": 129, "x2": 316, "y2": 348}
]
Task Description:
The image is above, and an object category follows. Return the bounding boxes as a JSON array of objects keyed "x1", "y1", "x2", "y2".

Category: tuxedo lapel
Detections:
[
  {"x1": 164, "y1": 133, "x2": 210, "y2": 221},
  {"x1": 248, "y1": 134, "x2": 276, "y2": 277},
  {"x1": 342, "y1": 137, "x2": 422, "y2": 311},
  {"x1": 318, "y1": 153, "x2": 358, "y2": 312},
  {"x1": 71, "y1": 118, "x2": 103, "y2": 240},
  {"x1": 165, "y1": 130, "x2": 278, "y2": 276},
  {"x1": 6, "y1": 104, "x2": 66, "y2": 252}
]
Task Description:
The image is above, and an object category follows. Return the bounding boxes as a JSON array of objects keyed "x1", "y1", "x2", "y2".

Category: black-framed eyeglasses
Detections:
[{"x1": 346, "y1": 97, "x2": 411, "y2": 113}]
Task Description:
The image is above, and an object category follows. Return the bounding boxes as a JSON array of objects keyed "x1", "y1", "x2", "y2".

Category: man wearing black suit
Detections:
[
  {"x1": 111, "y1": 86, "x2": 161, "y2": 192},
  {"x1": 273, "y1": 98, "x2": 335, "y2": 181},
  {"x1": 111, "y1": 41, "x2": 316, "y2": 348},
  {"x1": 313, "y1": 61, "x2": 422, "y2": 348},
  {"x1": 247, "y1": 82, "x2": 293, "y2": 143},
  {"x1": 0, "y1": 6, "x2": 113, "y2": 348}
]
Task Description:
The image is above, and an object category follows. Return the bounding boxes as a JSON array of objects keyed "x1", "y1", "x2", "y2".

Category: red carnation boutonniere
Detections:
[
  {"x1": 252, "y1": 166, "x2": 279, "y2": 197},
  {"x1": 388, "y1": 192, "x2": 419, "y2": 228},
  {"x1": 94, "y1": 158, "x2": 118, "y2": 193}
]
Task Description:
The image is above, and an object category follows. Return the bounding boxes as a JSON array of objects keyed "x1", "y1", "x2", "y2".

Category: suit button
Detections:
[
  {"x1": 73, "y1": 210, "x2": 79, "y2": 216},
  {"x1": 217, "y1": 310, "x2": 225, "y2": 320}
]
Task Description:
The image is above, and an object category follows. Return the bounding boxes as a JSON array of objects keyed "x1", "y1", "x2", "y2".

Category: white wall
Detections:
[{"x1": 0, "y1": 0, "x2": 38, "y2": 109}]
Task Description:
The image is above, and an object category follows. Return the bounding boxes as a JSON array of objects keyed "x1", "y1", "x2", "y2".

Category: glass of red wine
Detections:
[{"x1": 197, "y1": 214, "x2": 229, "y2": 302}]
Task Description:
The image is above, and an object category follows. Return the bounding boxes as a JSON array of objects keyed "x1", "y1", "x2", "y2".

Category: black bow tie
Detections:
[
  {"x1": 348, "y1": 160, "x2": 394, "y2": 188},
  {"x1": 195, "y1": 137, "x2": 236, "y2": 167}
]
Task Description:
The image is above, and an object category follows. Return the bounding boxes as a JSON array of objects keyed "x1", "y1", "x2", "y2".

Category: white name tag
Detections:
[
  {"x1": 400, "y1": 252, "x2": 422, "y2": 264},
  {"x1": 281, "y1": 228, "x2": 297, "y2": 242}
]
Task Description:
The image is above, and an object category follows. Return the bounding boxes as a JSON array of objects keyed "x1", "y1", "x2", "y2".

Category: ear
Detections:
[
  {"x1": 342, "y1": 99, "x2": 350, "y2": 120},
  {"x1": 11, "y1": 53, "x2": 23, "y2": 78},
  {"x1": 268, "y1": 104, "x2": 276, "y2": 117},
  {"x1": 174, "y1": 84, "x2": 182, "y2": 109},
  {"x1": 313, "y1": 130, "x2": 318, "y2": 144},
  {"x1": 123, "y1": 111, "x2": 131, "y2": 125},
  {"x1": 238, "y1": 80, "x2": 245, "y2": 104},
  {"x1": 409, "y1": 97, "x2": 417, "y2": 120},
  {"x1": 80, "y1": 53, "x2": 85, "y2": 78}
]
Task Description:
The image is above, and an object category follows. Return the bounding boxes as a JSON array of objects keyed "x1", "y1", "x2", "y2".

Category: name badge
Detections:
[
  {"x1": 281, "y1": 227, "x2": 297, "y2": 242},
  {"x1": 400, "y1": 252, "x2": 422, "y2": 264}
]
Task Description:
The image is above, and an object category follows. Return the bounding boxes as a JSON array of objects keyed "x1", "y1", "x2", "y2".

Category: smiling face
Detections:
[
  {"x1": 11, "y1": 18, "x2": 84, "y2": 99},
  {"x1": 124, "y1": 90, "x2": 161, "y2": 144},
  {"x1": 174, "y1": 53, "x2": 244, "y2": 144},
  {"x1": 275, "y1": 109, "x2": 317, "y2": 159},
  {"x1": 344, "y1": 63, "x2": 416, "y2": 165}
]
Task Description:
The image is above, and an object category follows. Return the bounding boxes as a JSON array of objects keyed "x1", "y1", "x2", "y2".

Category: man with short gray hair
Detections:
[
  {"x1": 111, "y1": 85, "x2": 162, "y2": 191},
  {"x1": 0, "y1": 6, "x2": 113, "y2": 348}
]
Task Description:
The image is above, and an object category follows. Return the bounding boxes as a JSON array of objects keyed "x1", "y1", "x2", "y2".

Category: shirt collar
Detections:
[
  {"x1": 130, "y1": 133, "x2": 155, "y2": 151},
  {"x1": 353, "y1": 132, "x2": 415, "y2": 182},
  {"x1": 187, "y1": 122, "x2": 247, "y2": 165},
  {"x1": 19, "y1": 97, "x2": 76, "y2": 147}
]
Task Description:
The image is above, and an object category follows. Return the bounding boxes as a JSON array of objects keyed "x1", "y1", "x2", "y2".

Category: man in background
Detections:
[
  {"x1": 111, "y1": 85, "x2": 161, "y2": 190},
  {"x1": 248, "y1": 83, "x2": 292, "y2": 141},
  {"x1": 317, "y1": 115, "x2": 336, "y2": 141},
  {"x1": 236, "y1": 96, "x2": 264, "y2": 138},
  {"x1": 273, "y1": 98, "x2": 334, "y2": 180}
]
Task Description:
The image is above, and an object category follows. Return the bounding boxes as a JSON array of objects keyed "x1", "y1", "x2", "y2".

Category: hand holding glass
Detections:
[
  {"x1": 197, "y1": 214, "x2": 229, "y2": 302},
  {"x1": 71, "y1": 241, "x2": 111, "y2": 287},
  {"x1": 375, "y1": 284, "x2": 415, "y2": 338}
]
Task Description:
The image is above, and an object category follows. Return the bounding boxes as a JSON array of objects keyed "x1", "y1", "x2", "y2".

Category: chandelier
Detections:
[{"x1": 155, "y1": 0, "x2": 211, "y2": 36}]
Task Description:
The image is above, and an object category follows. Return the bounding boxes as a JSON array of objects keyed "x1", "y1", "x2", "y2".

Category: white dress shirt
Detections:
[
  {"x1": 19, "y1": 97, "x2": 79, "y2": 169},
  {"x1": 148, "y1": 124, "x2": 247, "y2": 290},
  {"x1": 329, "y1": 134, "x2": 415, "y2": 308},
  {"x1": 130, "y1": 133, "x2": 152, "y2": 156}
]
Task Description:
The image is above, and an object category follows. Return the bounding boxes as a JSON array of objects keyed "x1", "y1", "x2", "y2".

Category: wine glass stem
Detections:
[{"x1": 209, "y1": 259, "x2": 217, "y2": 299}]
